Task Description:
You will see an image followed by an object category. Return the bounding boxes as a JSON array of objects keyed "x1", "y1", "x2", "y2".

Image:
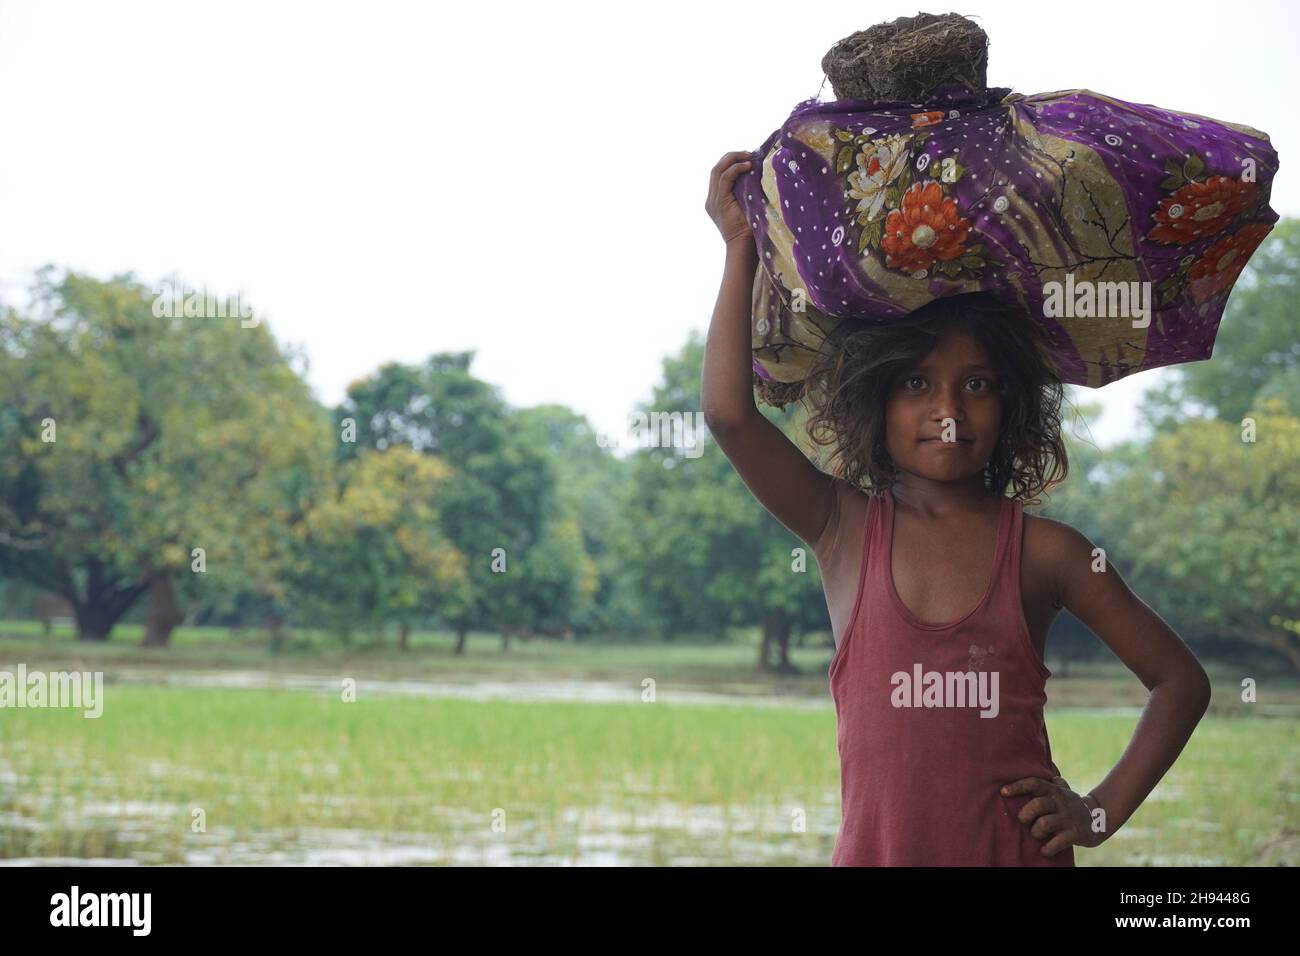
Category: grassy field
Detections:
[{"x1": 1, "y1": 624, "x2": 1297, "y2": 865}]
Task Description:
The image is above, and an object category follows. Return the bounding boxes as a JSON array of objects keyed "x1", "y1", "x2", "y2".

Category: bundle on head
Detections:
[
  {"x1": 739, "y1": 10, "x2": 1280, "y2": 414},
  {"x1": 821, "y1": 12, "x2": 990, "y2": 101}
]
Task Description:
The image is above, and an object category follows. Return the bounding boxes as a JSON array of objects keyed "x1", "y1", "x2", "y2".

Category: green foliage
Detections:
[
  {"x1": 336, "y1": 353, "x2": 580, "y2": 637},
  {"x1": 1110, "y1": 399, "x2": 1299, "y2": 655},
  {"x1": 0, "y1": 268, "x2": 332, "y2": 638},
  {"x1": 1046, "y1": 396, "x2": 1300, "y2": 668},
  {"x1": 617, "y1": 331, "x2": 827, "y2": 641},
  {"x1": 291, "y1": 446, "x2": 468, "y2": 640}
]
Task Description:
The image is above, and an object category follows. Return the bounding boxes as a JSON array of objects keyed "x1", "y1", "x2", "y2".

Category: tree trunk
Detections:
[
  {"x1": 1239, "y1": 624, "x2": 1300, "y2": 675},
  {"x1": 74, "y1": 558, "x2": 146, "y2": 641},
  {"x1": 35, "y1": 593, "x2": 70, "y2": 637},
  {"x1": 24, "y1": 558, "x2": 144, "y2": 642},
  {"x1": 73, "y1": 602, "x2": 116, "y2": 642},
  {"x1": 266, "y1": 612, "x2": 286, "y2": 652},
  {"x1": 777, "y1": 626, "x2": 794, "y2": 672},
  {"x1": 399, "y1": 623, "x2": 411, "y2": 651},
  {"x1": 759, "y1": 610, "x2": 797, "y2": 674},
  {"x1": 453, "y1": 624, "x2": 468, "y2": 655},
  {"x1": 141, "y1": 573, "x2": 184, "y2": 647}
]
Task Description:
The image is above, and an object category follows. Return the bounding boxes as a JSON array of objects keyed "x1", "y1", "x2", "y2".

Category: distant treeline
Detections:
[{"x1": 1, "y1": 223, "x2": 1297, "y2": 672}]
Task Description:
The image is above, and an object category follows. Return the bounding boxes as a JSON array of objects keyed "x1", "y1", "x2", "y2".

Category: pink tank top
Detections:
[{"x1": 828, "y1": 486, "x2": 1074, "y2": 867}]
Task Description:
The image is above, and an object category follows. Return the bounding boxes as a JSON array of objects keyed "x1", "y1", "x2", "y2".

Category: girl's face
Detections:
[{"x1": 883, "y1": 324, "x2": 1004, "y2": 484}]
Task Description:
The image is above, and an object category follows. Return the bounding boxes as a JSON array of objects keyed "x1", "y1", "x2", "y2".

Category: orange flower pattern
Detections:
[
  {"x1": 828, "y1": 120, "x2": 985, "y2": 278},
  {"x1": 881, "y1": 182, "x2": 973, "y2": 274},
  {"x1": 1186, "y1": 223, "x2": 1272, "y2": 305},
  {"x1": 1147, "y1": 175, "x2": 1258, "y2": 245}
]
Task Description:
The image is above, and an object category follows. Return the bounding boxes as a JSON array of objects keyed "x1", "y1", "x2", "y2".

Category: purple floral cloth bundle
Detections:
[{"x1": 734, "y1": 83, "x2": 1279, "y2": 404}]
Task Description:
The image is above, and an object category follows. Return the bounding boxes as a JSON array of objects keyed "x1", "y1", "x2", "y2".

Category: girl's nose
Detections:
[{"x1": 930, "y1": 385, "x2": 965, "y2": 418}]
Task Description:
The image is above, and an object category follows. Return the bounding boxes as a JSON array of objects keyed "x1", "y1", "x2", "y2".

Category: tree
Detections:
[
  {"x1": 513, "y1": 404, "x2": 625, "y2": 637},
  {"x1": 291, "y1": 446, "x2": 468, "y2": 647},
  {"x1": 336, "y1": 353, "x2": 557, "y2": 652},
  {"x1": 620, "y1": 331, "x2": 828, "y2": 671},
  {"x1": 1102, "y1": 398, "x2": 1300, "y2": 672},
  {"x1": 0, "y1": 268, "x2": 332, "y2": 643}
]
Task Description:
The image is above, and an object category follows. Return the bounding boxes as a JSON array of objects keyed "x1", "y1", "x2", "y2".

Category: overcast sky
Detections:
[{"x1": 1, "y1": 0, "x2": 1295, "y2": 451}]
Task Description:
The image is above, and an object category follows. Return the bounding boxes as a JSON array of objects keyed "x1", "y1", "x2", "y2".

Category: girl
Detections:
[{"x1": 702, "y1": 150, "x2": 1213, "y2": 866}]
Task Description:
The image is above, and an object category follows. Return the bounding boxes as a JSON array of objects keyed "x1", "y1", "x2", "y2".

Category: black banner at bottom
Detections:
[{"x1": 0, "y1": 864, "x2": 1283, "y2": 941}]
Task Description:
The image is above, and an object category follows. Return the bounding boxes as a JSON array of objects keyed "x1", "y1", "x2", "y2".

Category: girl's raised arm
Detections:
[{"x1": 701, "y1": 151, "x2": 839, "y2": 553}]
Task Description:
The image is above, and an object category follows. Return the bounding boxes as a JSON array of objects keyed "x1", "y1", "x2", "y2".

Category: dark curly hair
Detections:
[{"x1": 802, "y1": 292, "x2": 1068, "y2": 506}]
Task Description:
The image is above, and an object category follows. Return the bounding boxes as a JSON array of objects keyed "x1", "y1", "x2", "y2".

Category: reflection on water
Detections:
[
  {"x1": 106, "y1": 670, "x2": 832, "y2": 710},
  {"x1": 0, "y1": 776, "x2": 839, "y2": 866}
]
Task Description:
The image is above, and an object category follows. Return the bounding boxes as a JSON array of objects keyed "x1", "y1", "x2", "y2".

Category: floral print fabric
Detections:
[{"x1": 734, "y1": 83, "x2": 1279, "y2": 402}]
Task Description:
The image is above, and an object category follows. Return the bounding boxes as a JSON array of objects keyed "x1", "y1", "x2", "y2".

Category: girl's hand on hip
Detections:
[
  {"x1": 706, "y1": 150, "x2": 756, "y2": 249},
  {"x1": 1002, "y1": 774, "x2": 1107, "y2": 855}
]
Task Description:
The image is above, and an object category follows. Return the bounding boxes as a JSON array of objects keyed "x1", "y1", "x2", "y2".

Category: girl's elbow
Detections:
[
  {"x1": 1151, "y1": 663, "x2": 1211, "y2": 712},
  {"x1": 1187, "y1": 666, "x2": 1212, "y2": 715}
]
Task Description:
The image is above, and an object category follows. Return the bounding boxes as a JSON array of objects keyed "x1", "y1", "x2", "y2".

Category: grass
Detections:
[
  {"x1": 1, "y1": 621, "x2": 1297, "y2": 865},
  {"x1": 1, "y1": 682, "x2": 1296, "y2": 865},
  {"x1": 1, "y1": 684, "x2": 838, "y2": 865}
]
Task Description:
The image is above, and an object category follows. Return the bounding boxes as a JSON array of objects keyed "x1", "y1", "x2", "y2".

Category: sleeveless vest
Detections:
[{"x1": 828, "y1": 487, "x2": 1073, "y2": 866}]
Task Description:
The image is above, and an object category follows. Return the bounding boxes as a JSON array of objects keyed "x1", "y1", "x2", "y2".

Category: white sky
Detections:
[{"x1": 1, "y1": 0, "x2": 1296, "y2": 451}]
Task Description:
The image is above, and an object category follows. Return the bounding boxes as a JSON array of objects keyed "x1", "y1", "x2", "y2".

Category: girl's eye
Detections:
[{"x1": 901, "y1": 376, "x2": 996, "y2": 392}]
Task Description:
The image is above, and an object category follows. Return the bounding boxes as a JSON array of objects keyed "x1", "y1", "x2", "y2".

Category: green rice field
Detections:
[{"x1": 1, "y1": 627, "x2": 1296, "y2": 865}]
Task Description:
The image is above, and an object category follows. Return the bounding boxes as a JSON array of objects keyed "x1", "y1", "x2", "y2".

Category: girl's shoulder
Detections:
[
  {"x1": 1018, "y1": 508, "x2": 1102, "y2": 606},
  {"x1": 1019, "y1": 507, "x2": 1094, "y2": 553},
  {"x1": 812, "y1": 477, "x2": 878, "y2": 563}
]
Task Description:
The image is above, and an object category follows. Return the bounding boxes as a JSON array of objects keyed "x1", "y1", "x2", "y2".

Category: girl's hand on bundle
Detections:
[
  {"x1": 706, "y1": 151, "x2": 756, "y2": 249},
  {"x1": 1001, "y1": 774, "x2": 1107, "y2": 855}
]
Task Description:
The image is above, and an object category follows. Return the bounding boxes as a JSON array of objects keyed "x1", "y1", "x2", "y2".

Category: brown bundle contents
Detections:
[
  {"x1": 752, "y1": 369, "x2": 809, "y2": 409},
  {"x1": 821, "y1": 12, "x2": 990, "y2": 101}
]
